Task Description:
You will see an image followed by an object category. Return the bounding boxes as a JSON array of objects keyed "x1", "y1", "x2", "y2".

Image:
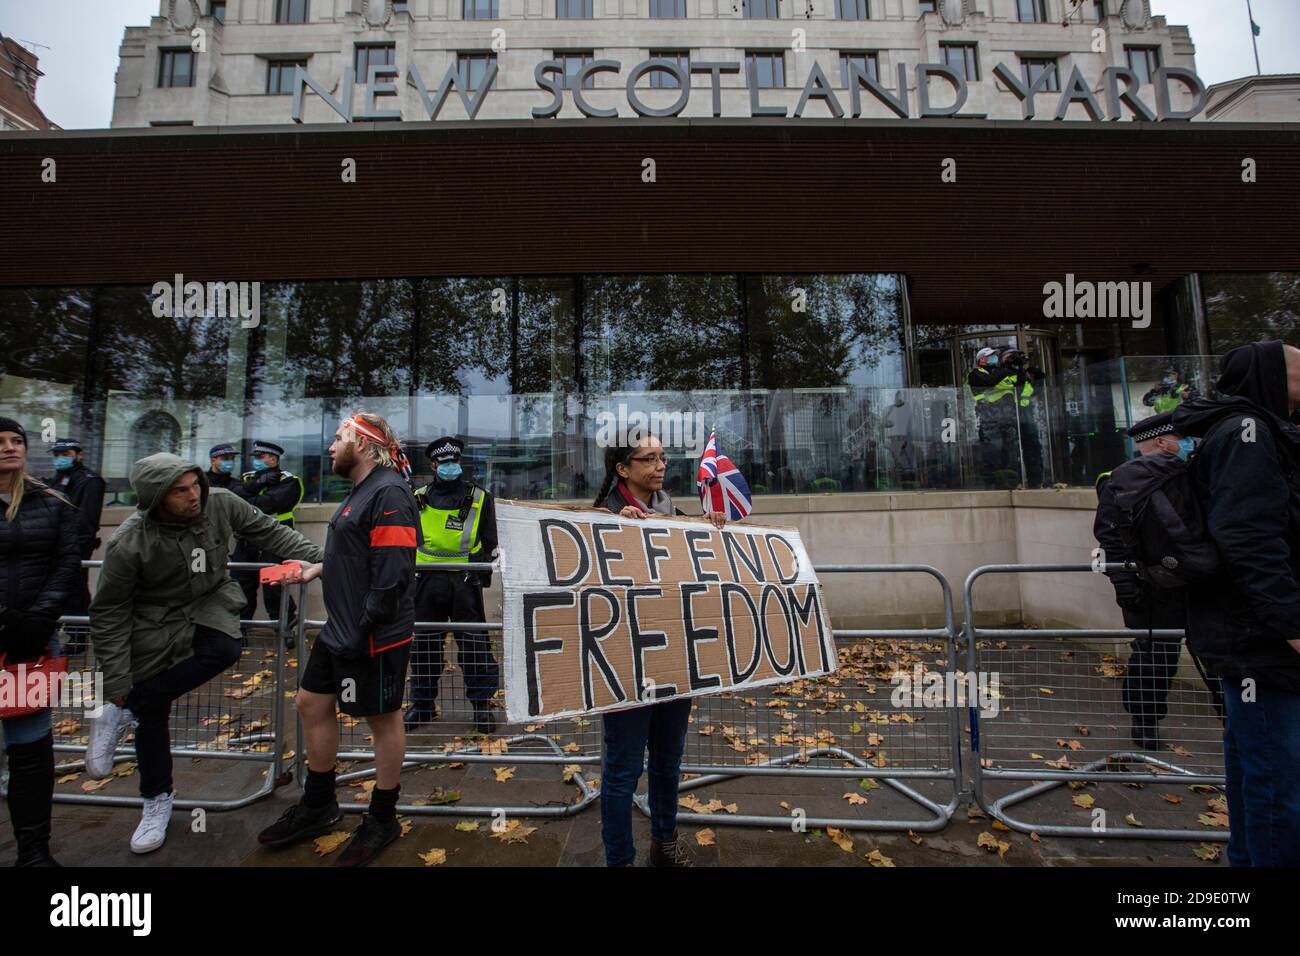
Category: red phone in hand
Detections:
[{"x1": 259, "y1": 561, "x2": 303, "y2": 585}]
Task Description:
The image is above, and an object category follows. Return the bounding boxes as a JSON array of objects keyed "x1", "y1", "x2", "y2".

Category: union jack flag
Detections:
[{"x1": 697, "y1": 430, "x2": 753, "y2": 521}]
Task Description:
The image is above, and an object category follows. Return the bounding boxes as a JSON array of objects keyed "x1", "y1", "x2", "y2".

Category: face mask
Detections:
[
  {"x1": 1162, "y1": 377, "x2": 1175, "y2": 387},
  {"x1": 1176, "y1": 437, "x2": 1196, "y2": 461},
  {"x1": 251, "y1": 458, "x2": 270, "y2": 472},
  {"x1": 986, "y1": 355, "x2": 998, "y2": 366},
  {"x1": 53, "y1": 456, "x2": 75, "y2": 471},
  {"x1": 218, "y1": 460, "x2": 236, "y2": 474},
  {"x1": 436, "y1": 462, "x2": 463, "y2": 481}
]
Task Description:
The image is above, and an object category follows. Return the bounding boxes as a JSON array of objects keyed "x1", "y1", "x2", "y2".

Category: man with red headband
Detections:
[{"x1": 257, "y1": 412, "x2": 418, "y2": 866}]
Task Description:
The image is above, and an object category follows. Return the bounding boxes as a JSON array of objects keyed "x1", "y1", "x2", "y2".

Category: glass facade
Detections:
[{"x1": 4, "y1": 273, "x2": 1287, "y2": 507}]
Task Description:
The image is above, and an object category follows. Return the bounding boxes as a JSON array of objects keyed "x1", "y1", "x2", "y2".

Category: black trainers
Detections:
[
  {"x1": 472, "y1": 700, "x2": 498, "y2": 734},
  {"x1": 1131, "y1": 717, "x2": 1161, "y2": 751},
  {"x1": 647, "y1": 831, "x2": 695, "y2": 867},
  {"x1": 336, "y1": 815, "x2": 401, "y2": 867},
  {"x1": 404, "y1": 705, "x2": 438, "y2": 730},
  {"x1": 257, "y1": 801, "x2": 343, "y2": 848}
]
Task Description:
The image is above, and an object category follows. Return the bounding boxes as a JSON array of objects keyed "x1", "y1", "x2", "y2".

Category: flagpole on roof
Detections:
[{"x1": 1247, "y1": 0, "x2": 1262, "y2": 75}]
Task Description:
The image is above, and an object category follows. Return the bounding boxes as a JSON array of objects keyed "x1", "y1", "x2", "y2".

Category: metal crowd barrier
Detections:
[
  {"x1": 964, "y1": 563, "x2": 1228, "y2": 842},
  {"x1": 28, "y1": 559, "x2": 297, "y2": 813},
  {"x1": 294, "y1": 562, "x2": 599, "y2": 819},
  {"x1": 637, "y1": 564, "x2": 964, "y2": 833}
]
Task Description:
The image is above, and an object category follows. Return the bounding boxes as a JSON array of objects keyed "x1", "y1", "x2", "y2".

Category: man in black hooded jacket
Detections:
[{"x1": 1172, "y1": 340, "x2": 1300, "y2": 868}]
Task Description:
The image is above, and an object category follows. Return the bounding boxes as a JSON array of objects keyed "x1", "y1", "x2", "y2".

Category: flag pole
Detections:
[{"x1": 1247, "y1": 0, "x2": 1261, "y2": 75}]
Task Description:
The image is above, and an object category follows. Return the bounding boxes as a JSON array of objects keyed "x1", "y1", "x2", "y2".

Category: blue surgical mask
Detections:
[
  {"x1": 436, "y1": 462, "x2": 463, "y2": 481},
  {"x1": 251, "y1": 458, "x2": 270, "y2": 472},
  {"x1": 218, "y1": 459, "x2": 236, "y2": 474},
  {"x1": 1176, "y1": 437, "x2": 1196, "y2": 461},
  {"x1": 53, "y1": 455, "x2": 75, "y2": 471},
  {"x1": 987, "y1": 355, "x2": 999, "y2": 366},
  {"x1": 1163, "y1": 377, "x2": 1175, "y2": 386}
]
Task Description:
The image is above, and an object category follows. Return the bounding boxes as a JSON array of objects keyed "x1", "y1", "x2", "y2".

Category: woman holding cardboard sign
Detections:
[{"x1": 593, "y1": 433, "x2": 725, "y2": 867}]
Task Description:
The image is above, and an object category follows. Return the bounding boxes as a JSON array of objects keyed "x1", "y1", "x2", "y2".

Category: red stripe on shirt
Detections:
[{"x1": 369, "y1": 525, "x2": 416, "y2": 547}]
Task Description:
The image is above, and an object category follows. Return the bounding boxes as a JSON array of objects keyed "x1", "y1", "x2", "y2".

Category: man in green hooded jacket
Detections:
[{"x1": 86, "y1": 453, "x2": 324, "y2": 855}]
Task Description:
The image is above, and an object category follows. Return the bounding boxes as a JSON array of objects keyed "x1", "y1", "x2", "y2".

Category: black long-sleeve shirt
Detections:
[
  {"x1": 320, "y1": 466, "x2": 418, "y2": 659},
  {"x1": 48, "y1": 462, "x2": 105, "y2": 557}
]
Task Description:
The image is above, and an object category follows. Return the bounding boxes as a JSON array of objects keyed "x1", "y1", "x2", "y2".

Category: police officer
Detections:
[
  {"x1": 1093, "y1": 412, "x2": 1222, "y2": 749},
  {"x1": 235, "y1": 440, "x2": 305, "y2": 646},
  {"x1": 1142, "y1": 367, "x2": 1197, "y2": 413},
  {"x1": 47, "y1": 438, "x2": 105, "y2": 649},
  {"x1": 207, "y1": 442, "x2": 240, "y2": 490},
  {"x1": 407, "y1": 437, "x2": 500, "y2": 734},
  {"x1": 967, "y1": 347, "x2": 1044, "y2": 488}
]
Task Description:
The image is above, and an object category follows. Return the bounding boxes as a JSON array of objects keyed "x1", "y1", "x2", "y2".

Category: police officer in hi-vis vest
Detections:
[
  {"x1": 234, "y1": 439, "x2": 306, "y2": 646},
  {"x1": 967, "y1": 346, "x2": 1045, "y2": 488},
  {"x1": 406, "y1": 437, "x2": 500, "y2": 734}
]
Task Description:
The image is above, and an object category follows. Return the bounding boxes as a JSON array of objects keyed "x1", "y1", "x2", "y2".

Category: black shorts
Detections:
[{"x1": 299, "y1": 638, "x2": 411, "y2": 718}]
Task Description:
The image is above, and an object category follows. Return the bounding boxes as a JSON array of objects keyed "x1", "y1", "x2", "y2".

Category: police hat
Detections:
[
  {"x1": 50, "y1": 437, "x2": 83, "y2": 453},
  {"x1": 209, "y1": 442, "x2": 238, "y2": 458},
  {"x1": 425, "y1": 436, "x2": 464, "y2": 463},
  {"x1": 1127, "y1": 412, "x2": 1178, "y2": 443},
  {"x1": 252, "y1": 440, "x2": 285, "y2": 457}
]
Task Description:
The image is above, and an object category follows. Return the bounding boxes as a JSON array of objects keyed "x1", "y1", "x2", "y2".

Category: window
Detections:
[
  {"x1": 649, "y1": 0, "x2": 685, "y2": 16},
  {"x1": 1092, "y1": 0, "x2": 1106, "y2": 19},
  {"x1": 463, "y1": 0, "x2": 498, "y2": 17},
  {"x1": 940, "y1": 43, "x2": 979, "y2": 81},
  {"x1": 157, "y1": 49, "x2": 195, "y2": 88},
  {"x1": 556, "y1": 52, "x2": 595, "y2": 90},
  {"x1": 556, "y1": 0, "x2": 593, "y2": 16},
  {"x1": 918, "y1": 0, "x2": 936, "y2": 12},
  {"x1": 836, "y1": 0, "x2": 869, "y2": 18},
  {"x1": 839, "y1": 52, "x2": 878, "y2": 87},
  {"x1": 275, "y1": 0, "x2": 309, "y2": 23},
  {"x1": 354, "y1": 44, "x2": 396, "y2": 83},
  {"x1": 1126, "y1": 45, "x2": 1161, "y2": 86},
  {"x1": 745, "y1": 51, "x2": 785, "y2": 89},
  {"x1": 457, "y1": 53, "x2": 498, "y2": 91},
  {"x1": 393, "y1": 0, "x2": 409, "y2": 11},
  {"x1": 1017, "y1": 0, "x2": 1048, "y2": 22},
  {"x1": 1020, "y1": 56, "x2": 1060, "y2": 93},
  {"x1": 647, "y1": 51, "x2": 689, "y2": 89},
  {"x1": 743, "y1": 0, "x2": 779, "y2": 18},
  {"x1": 267, "y1": 58, "x2": 307, "y2": 94},
  {"x1": 210, "y1": 0, "x2": 226, "y2": 22}
]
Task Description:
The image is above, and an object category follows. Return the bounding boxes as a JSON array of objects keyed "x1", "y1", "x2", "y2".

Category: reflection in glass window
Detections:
[
  {"x1": 354, "y1": 44, "x2": 396, "y2": 83},
  {"x1": 555, "y1": 52, "x2": 595, "y2": 90},
  {"x1": 457, "y1": 53, "x2": 498, "y2": 91},
  {"x1": 940, "y1": 43, "x2": 978, "y2": 82},
  {"x1": 1125, "y1": 45, "x2": 1161, "y2": 87},
  {"x1": 1020, "y1": 56, "x2": 1060, "y2": 93},
  {"x1": 463, "y1": 0, "x2": 498, "y2": 18},
  {"x1": 647, "y1": 51, "x2": 690, "y2": 89},
  {"x1": 745, "y1": 51, "x2": 785, "y2": 89},
  {"x1": 839, "y1": 52, "x2": 879, "y2": 87},
  {"x1": 158, "y1": 49, "x2": 195, "y2": 88}
]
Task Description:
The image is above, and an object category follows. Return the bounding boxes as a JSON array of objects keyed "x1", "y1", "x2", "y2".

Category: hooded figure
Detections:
[
  {"x1": 1171, "y1": 340, "x2": 1300, "y2": 694},
  {"x1": 90, "y1": 453, "x2": 324, "y2": 702}
]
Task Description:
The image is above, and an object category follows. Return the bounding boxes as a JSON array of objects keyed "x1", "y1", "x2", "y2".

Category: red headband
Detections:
[{"x1": 342, "y1": 416, "x2": 412, "y2": 485}]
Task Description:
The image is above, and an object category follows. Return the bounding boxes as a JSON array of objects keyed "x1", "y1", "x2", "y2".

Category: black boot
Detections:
[
  {"x1": 648, "y1": 830, "x2": 694, "y2": 867},
  {"x1": 1131, "y1": 716, "x2": 1161, "y2": 751},
  {"x1": 472, "y1": 699, "x2": 498, "y2": 734},
  {"x1": 6, "y1": 734, "x2": 60, "y2": 867}
]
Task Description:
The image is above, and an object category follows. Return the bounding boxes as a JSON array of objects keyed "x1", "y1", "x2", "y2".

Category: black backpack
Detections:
[{"x1": 1108, "y1": 452, "x2": 1219, "y2": 590}]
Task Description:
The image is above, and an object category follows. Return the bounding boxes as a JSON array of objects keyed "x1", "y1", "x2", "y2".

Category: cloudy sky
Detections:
[{"x1": 2, "y1": 0, "x2": 1298, "y2": 129}]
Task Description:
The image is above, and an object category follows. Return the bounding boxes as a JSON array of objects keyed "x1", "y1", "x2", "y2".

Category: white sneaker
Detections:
[
  {"x1": 85, "y1": 701, "x2": 137, "y2": 777},
  {"x1": 130, "y1": 792, "x2": 175, "y2": 854}
]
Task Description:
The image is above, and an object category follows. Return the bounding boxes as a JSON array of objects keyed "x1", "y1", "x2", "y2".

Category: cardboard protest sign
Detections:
[{"x1": 498, "y1": 502, "x2": 835, "y2": 723}]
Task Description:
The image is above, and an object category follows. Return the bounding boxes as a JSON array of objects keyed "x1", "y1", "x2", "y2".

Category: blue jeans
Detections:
[
  {"x1": 1222, "y1": 679, "x2": 1300, "y2": 867},
  {"x1": 1, "y1": 636, "x2": 61, "y2": 747},
  {"x1": 600, "y1": 697, "x2": 692, "y2": 867}
]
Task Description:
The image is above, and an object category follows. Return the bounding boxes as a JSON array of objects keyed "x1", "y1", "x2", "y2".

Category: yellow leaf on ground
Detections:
[
  {"x1": 843, "y1": 792, "x2": 869, "y2": 806},
  {"x1": 827, "y1": 827, "x2": 854, "y2": 853},
  {"x1": 110, "y1": 762, "x2": 137, "y2": 778},
  {"x1": 1193, "y1": 843, "x2": 1222, "y2": 862},
  {"x1": 1072, "y1": 723, "x2": 1090, "y2": 737},
  {"x1": 399, "y1": 818, "x2": 413, "y2": 838},
  {"x1": 1072, "y1": 794, "x2": 1095, "y2": 809},
  {"x1": 907, "y1": 830, "x2": 923, "y2": 845},
  {"x1": 977, "y1": 831, "x2": 1010, "y2": 857},
  {"x1": 493, "y1": 766, "x2": 516, "y2": 783},
  {"x1": 419, "y1": 848, "x2": 448, "y2": 866},
  {"x1": 490, "y1": 819, "x2": 538, "y2": 844},
  {"x1": 865, "y1": 849, "x2": 895, "y2": 867},
  {"x1": 1038, "y1": 688, "x2": 1054, "y2": 696},
  {"x1": 56, "y1": 772, "x2": 81, "y2": 785},
  {"x1": 1198, "y1": 812, "x2": 1229, "y2": 828},
  {"x1": 81, "y1": 777, "x2": 111, "y2": 792},
  {"x1": 1124, "y1": 813, "x2": 1144, "y2": 828},
  {"x1": 455, "y1": 821, "x2": 480, "y2": 832},
  {"x1": 991, "y1": 821, "x2": 1010, "y2": 832},
  {"x1": 695, "y1": 828, "x2": 716, "y2": 847},
  {"x1": 561, "y1": 764, "x2": 581, "y2": 782},
  {"x1": 313, "y1": 831, "x2": 351, "y2": 855},
  {"x1": 1160, "y1": 794, "x2": 1185, "y2": 805}
]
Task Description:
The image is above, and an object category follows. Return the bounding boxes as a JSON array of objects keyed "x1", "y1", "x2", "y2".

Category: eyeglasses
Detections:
[{"x1": 629, "y1": 454, "x2": 669, "y2": 465}]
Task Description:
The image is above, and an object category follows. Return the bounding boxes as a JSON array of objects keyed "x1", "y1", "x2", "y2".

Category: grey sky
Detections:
[{"x1": 2, "y1": 0, "x2": 1298, "y2": 129}]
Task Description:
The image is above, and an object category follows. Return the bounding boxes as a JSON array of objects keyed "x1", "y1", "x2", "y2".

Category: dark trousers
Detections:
[
  {"x1": 978, "y1": 408, "x2": 1043, "y2": 487},
  {"x1": 410, "y1": 570, "x2": 499, "y2": 707},
  {"x1": 124, "y1": 624, "x2": 241, "y2": 798},
  {"x1": 600, "y1": 697, "x2": 693, "y2": 867},
  {"x1": 1122, "y1": 637, "x2": 1182, "y2": 721},
  {"x1": 236, "y1": 542, "x2": 297, "y2": 628},
  {"x1": 1222, "y1": 681, "x2": 1300, "y2": 866}
]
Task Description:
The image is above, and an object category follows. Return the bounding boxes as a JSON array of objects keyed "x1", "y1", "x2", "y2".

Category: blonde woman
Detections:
[{"x1": 0, "y1": 417, "x2": 80, "y2": 866}]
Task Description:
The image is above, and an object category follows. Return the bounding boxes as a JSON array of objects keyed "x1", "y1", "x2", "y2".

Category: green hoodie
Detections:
[{"x1": 89, "y1": 453, "x2": 325, "y2": 700}]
